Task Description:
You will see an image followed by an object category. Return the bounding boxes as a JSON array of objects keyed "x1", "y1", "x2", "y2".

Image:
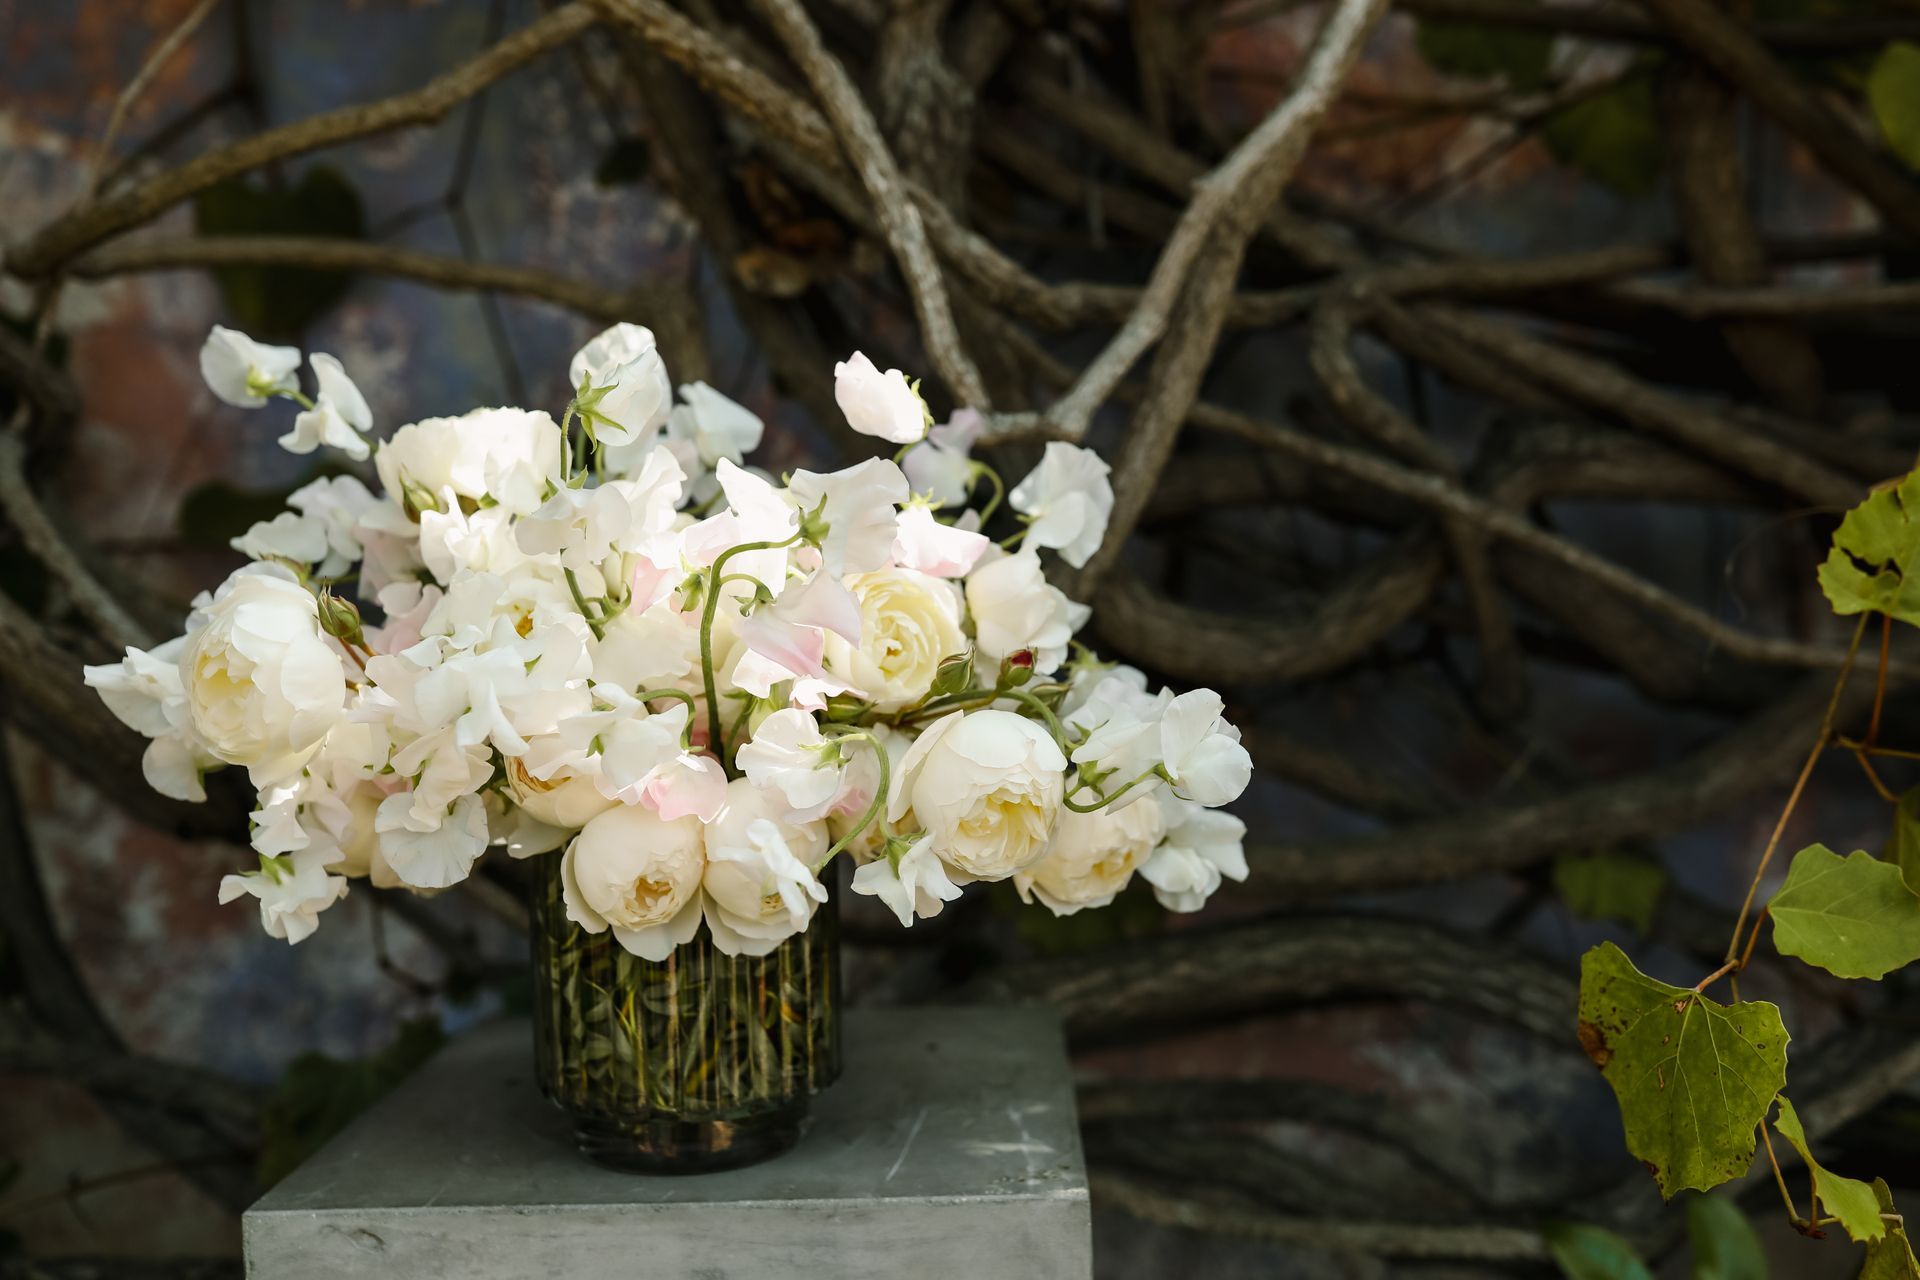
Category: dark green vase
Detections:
[{"x1": 530, "y1": 851, "x2": 842, "y2": 1174}]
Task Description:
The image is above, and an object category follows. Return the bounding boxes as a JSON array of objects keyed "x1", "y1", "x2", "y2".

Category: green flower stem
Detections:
[
  {"x1": 698, "y1": 533, "x2": 805, "y2": 765},
  {"x1": 566, "y1": 567, "x2": 606, "y2": 640},
  {"x1": 970, "y1": 462, "x2": 1006, "y2": 524},
  {"x1": 1063, "y1": 766, "x2": 1166, "y2": 813},
  {"x1": 894, "y1": 685, "x2": 1067, "y2": 753},
  {"x1": 815, "y1": 728, "x2": 889, "y2": 872},
  {"x1": 634, "y1": 688, "x2": 699, "y2": 747},
  {"x1": 273, "y1": 388, "x2": 317, "y2": 411}
]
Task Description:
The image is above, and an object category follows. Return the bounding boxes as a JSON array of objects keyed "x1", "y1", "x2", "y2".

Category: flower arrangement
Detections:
[{"x1": 84, "y1": 323, "x2": 1253, "y2": 959}]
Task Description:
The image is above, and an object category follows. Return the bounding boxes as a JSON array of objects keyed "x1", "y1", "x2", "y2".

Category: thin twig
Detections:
[{"x1": 1724, "y1": 615, "x2": 1869, "y2": 965}]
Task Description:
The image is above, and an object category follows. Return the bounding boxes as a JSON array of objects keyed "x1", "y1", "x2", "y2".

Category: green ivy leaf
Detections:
[
  {"x1": 1817, "y1": 471, "x2": 1920, "y2": 627},
  {"x1": 258, "y1": 1017, "x2": 446, "y2": 1187},
  {"x1": 1768, "y1": 844, "x2": 1920, "y2": 980},
  {"x1": 1771, "y1": 1096, "x2": 1885, "y2": 1242},
  {"x1": 1578, "y1": 942, "x2": 1788, "y2": 1198},
  {"x1": 1888, "y1": 787, "x2": 1920, "y2": 894},
  {"x1": 1869, "y1": 43, "x2": 1920, "y2": 173},
  {"x1": 193, "y1": 166, "x2": 366, "y2": 339},
  {"x1": 1415, "y1": 16, "x2": 1554, "y2": 91},
  {"x1": 1687, "y1": 1192, "x2": 1767, "y2": 1280},
  {"x1": 1863, "y1": 1179, "x2": 1920, "y2": 1279},
  {"x1": 1541, "y1": 72, "x2": 1665, "y2": 196},
  {"x1": 1544, "y1": 1222, "x2": 1654, "y2": 1280},
  {"x1": 1555, "y1": 852, "x2": 1665, "y2": 934}
]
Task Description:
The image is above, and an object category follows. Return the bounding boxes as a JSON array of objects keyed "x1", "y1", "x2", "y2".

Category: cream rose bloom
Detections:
[
  {"x1": 1014, "y1": 794, "x2": 1164, "y2": 916},
  {"x1": 375, "y1": 406, "x2": 564, "y2": 515},
  {"x1": 561, "y1": 803, "x2": 706, "y2": 960},
  {"x1": 505, "y1": 757, "x2": 618, "y2": 830},
  {"x1": 180, "y1": 567, "x2": 346, "y2": 784},
  {"x1": 821, "y1": 567, "x2": 966, "y2": 711},
  {"x1": 701, "y1": 779, "x2": 829, "y2": 956},
  {"x1": 889, "y1": 709, "x2": 1066, "y2": 881}
]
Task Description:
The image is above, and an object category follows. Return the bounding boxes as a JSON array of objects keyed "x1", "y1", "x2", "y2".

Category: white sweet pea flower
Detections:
[
  {"x1": 834, "y1": 351, "x2": 929, "y2": 443},
  {"x1": 289, "y1": 476, "x2": 380, "y2": 578},
  {"x1": 889, "y1": 709, "x2": 1065, "y2": 881},
  {"x1": 821, "y1": 566, "x2": 967, "y2": 711},
  {"x1": 902, "y1": 409, "x2": 982, "y2": 507},
  {"x1": 681, "y1": 460, "x2": 797, "y2": 595},
  {"x1": 375, "y1": 407, "x2": 564, "y2": 516},
  {"x1": 851, "y1": 835, "x2": 963, "y2": 927},
  {"x1": 1014, "y1": 794, "x2": 1164, "y2": 916},
  {"x1": 231, "y1": 511, "x2": 329, "y2": 569},
  {"x1": 964, "y1": 548, "x2": 1088, "y2": 677},
  {"x1": 1065, "y1": 668, "x2": 1171, "y2": 805},
  {"x1": 1159, "y1": 689, "x2": 1252, "y2": 807},
  {"x1": 280, "y1": 353, "x2": 372, "y2": 460},
  {"x1": 180, "y1": 566, "x2": 346, "y2": 785},
  {"x1": 736, "y1": 708, "x2": 844, "y2": 822},
  {"x1": 374, "y1": 790, "x2": 490, "y2": 889},
  {"x1": 84, "y1": 636, "x2": 221, "y2": 802},
  {"x1": 892, "y1": 502, "x2": 989, "y2": 578},
  {"x1": 218, "y1": 846, "x2": 349, "y2": 943},
  {"x1": 667, "y1": 382, "x2": 764, "y2": 469},
  {"x1": 562, "y1": 802, "x2": 707, "y2": 960},
  {"x1": 1010, "y1": 442, "x2": 1114, "y2": 569},
  {"x1": 1139, "y1": 800, "x2": 1247, "y2": 912},
  {"x1": 570, "y1": 322, "x2": 672, "y2": 448},
  {"x1": 701, "y1": 779, "x2": 829, "y2": 956},
  {"x1": 199, "y1": 325, "x2": 299, "y2": 408},
  {"x1": 787, "y1": 457, "x2": 909, "y2": 576}
]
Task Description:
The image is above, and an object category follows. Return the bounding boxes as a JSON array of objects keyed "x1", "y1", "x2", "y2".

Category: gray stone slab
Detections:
[{"x1": 244, "y1": 1006, "x2": 1090, "y2": 1279}]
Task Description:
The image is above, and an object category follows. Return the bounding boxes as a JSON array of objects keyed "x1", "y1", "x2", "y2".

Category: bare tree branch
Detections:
[
  {"x1": 985, "y1": 0, "x2": 1390, "y2": 446},
  {"x1": 6, "y1": 3, "x2": 599, "y2": 277},
  {"x1": 1637, "y1": 0, "x2": 1920, "y2": 244}
]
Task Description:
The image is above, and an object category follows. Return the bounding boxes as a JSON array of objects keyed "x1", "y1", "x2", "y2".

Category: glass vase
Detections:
[{"x1": 530, "y1": 851, "x2": 842, "y2": 1174}]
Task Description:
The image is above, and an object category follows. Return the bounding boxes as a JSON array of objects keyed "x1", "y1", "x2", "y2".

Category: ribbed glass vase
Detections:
[{"x1": 530, "y1": 851, "x2": 842, "y2": 1174}]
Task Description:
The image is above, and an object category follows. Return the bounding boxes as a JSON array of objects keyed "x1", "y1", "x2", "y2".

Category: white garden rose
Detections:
[
  {"x1": 964, "y1": 548, "x2": 1087, "y2": 676},
  {"x1": 505, "y1": 757, "x2": 618, "y2": 829},
  {"x1": 700, "y1": 778, "x2": 829, "y2": 956},
  {"x1": 180, "y1": 566, "x2": 346, "y2": 784},
  {"x1": 375, "y1": 406, "x2": 564, "y2": 516},
  {"x1": 1014, "y1": 793, "x2": 1165, "y2": 916},
  {"x1": 821, "y1": 566, "x2": 967, "y2": 711},
  {"x1": 889, "y1": 709, "x2": 1066, "y2": 881},
  {"x1": 561, "y1": 803, "x2": 706, "y2": 959}
]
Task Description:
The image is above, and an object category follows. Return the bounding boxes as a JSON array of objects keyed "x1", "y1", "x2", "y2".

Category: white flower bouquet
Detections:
[{"x1": 85, "y1": 323, "x2": 1254, "y2": 960}]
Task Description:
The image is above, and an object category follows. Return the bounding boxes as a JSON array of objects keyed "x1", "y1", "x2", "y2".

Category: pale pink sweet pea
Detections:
[
  {"x1": 643, "y1": 752, "x2": 728, "y2": 821},
  {"x1": 892, "y1": 503, "x2": 989, "y2": 578}
]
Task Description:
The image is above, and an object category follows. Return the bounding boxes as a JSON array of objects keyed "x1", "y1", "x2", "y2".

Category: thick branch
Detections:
[
  {"x1": 742, "y1": 0, "x2": 988, "y2": 409},
  {"x1": 7, "y1": 3, "x2": 598, "y2": 277},
  {"x1": 964, "y1": 913, "x2": 1577, "y2": 1043},
  {"x1": 1246, "y1": 676, "x2": 1867, "y2": 896},
  {"x1": 992, "y1": 0, "x2": 1389, "y2": 443},
  {"x1": 1637, "y1": 0, "x2": 1920, "y2": 243},
  {"x1": 70, "y1": 235, "x2": 634, "y2": 318}
]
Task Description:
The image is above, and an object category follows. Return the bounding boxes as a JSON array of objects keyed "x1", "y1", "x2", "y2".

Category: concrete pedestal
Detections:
[{"x1": 243, "y1": 1007, "x2": 1091, "y2": 1279}]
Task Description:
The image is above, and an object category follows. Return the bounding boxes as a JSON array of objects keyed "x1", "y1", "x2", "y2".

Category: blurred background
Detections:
[{"x1": 5, "y1": 0, "x2": 1920, "y2": 1275}]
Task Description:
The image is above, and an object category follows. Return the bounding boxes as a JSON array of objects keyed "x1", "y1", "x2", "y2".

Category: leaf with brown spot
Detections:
[{"x1": 1577, "y1": 943, "x2": 1788, "y2": 1198}]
